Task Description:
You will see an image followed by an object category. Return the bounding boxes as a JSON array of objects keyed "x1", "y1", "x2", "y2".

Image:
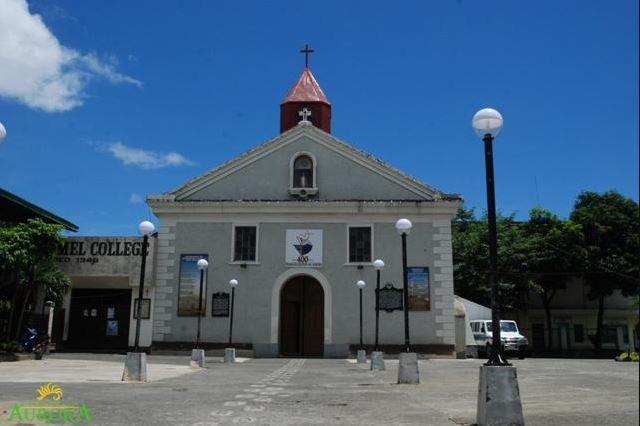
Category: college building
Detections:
[
  {"x1": 507, "y1": 280, "x2": 638, "y2": 353},
  {"x1": 55, "y1": 237, "x2": 157, "y2": 350}
]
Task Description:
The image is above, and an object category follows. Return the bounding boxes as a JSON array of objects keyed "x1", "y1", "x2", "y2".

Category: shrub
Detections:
[
  {"x1": 0, "y1": 341, "x2": 23, "y2": 353},
  {"x1": 617, "y1": 351, "x2": 640, "y2": 362}
]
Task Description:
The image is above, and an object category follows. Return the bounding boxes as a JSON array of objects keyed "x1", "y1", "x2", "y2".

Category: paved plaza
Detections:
[{"x1": 0, "y1": 354, "x2": 638, "y2": 426}]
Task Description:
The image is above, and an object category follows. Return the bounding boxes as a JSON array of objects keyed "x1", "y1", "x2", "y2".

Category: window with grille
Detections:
[
  {"x1": 348, "y1": 226, "x2": 372, "y2": 263},
  {"x1": 233, "y1": 226, "x2": 257, "y2": 261}
]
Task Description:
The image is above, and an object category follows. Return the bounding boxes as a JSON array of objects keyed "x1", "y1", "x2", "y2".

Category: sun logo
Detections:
[{"x1": 36, "y1": 383, "x2": 64, "y2": 401}]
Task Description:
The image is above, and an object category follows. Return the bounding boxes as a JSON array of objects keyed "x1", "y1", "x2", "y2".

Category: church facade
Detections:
[{"x1": 147, "y1": 65, "x2": 462, "y2": 357}]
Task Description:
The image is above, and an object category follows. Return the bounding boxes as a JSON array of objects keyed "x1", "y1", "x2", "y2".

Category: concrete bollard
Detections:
[
  {"x1": 370, "y1": 351, "x2": 385, "y2": 371},
  {"x1": 190, "y1": 349, "x2": 205, "y2": 368},
  {"x1": 476, "y1": 365, "x2": 524, "y2": 426},
  {"x1": 122, "y1": 352, "x2": 147, "y2": 382},
  {"x1": 356, "y1": 349, "x2": 367, "y2": 364},
  {"x1": 397, "y1": 352, "x2": 419, "y2": 384},
  {"x1": 224, "y1": 347, "x2": 236, "y2": 363}
]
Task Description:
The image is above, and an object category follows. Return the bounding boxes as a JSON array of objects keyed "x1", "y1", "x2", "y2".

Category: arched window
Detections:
[{"x1": 293, "y1": 155, "x2": 313, "y2": 188}]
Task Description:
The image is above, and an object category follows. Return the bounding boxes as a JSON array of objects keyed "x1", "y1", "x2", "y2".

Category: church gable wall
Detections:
[{"x1": 181, "y1": 135, "x2": 428, "y2": 201}]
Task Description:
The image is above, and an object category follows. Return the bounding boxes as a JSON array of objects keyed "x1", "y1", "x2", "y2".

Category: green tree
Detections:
[
  {"x1": 453, "y1": 207, "x2": 530, "y2": 311},
  {"x1": 0, "y1": 219, "x2": 69, "y2": 341},
  {"x1": 523, "y1": 208, "x2": 582, "y2": 348},
  {"x1": 452, "y1": 207, "x2": 487, "y2": 303},
  {"x1": 569, "y1": 191, "x2": 640, "y2": 351}
]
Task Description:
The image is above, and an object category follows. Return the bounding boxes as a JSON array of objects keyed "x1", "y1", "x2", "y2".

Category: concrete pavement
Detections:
[{"x1": 0, "y1": 354, "x2": 638, "y2": 425}]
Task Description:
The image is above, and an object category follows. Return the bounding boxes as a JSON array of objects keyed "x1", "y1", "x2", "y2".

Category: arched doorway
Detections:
[{"x1": 279, "y1": 275, "x2": 324, "y2": 357}]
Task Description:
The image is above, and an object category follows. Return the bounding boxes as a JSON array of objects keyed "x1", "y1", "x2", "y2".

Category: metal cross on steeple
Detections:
[{"x1": 300, "y1": 44, "x2": 314, "y2": 68}]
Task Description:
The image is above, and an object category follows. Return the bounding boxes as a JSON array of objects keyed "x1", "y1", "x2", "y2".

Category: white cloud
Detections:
[
  {"x1": 0, "y1": 0, "x2": 141, "y2": 112},
  {"x1": 129, "y1": 193, "x2": 144, "y2": 204},
  {"x1": 78, "y1": 52, "x2": 142, "y2": 87},
  {"x1": 108, "y1": 142, "x2": 195, "y2": 170}
]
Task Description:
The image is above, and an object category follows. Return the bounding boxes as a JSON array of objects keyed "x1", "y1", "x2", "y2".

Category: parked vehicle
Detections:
[
  {"x1": 20, "y1": 327, "x2": 50, "y2": 360},
  {"x1": 470, "y1": 319, "x2": 528, "y2": 359}
]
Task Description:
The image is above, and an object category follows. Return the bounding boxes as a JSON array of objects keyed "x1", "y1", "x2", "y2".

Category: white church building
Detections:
[{"x1": 146, "y1": 62, "x2": 462, "y2": 357}]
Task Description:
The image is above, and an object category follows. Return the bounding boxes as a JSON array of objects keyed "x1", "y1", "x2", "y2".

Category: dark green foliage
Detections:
[
  {"x1": 523, "y1": 208, "x2": 582, "y2": 347},
  {"x1": 0, "y1": 219, "x2": 69, "y2": 341},
  {"x1": 452, "y1": 207, "x2": 530, "y2": 310},
  {"x1": 0, "y1": 340, "x2": 23, "y2": 353},
  {"x1": 453, "y1": 190, "x2": 639, "y2": 353},
  {"x1": 569, "y1": 191, "x2": 640, "y2": 350}
]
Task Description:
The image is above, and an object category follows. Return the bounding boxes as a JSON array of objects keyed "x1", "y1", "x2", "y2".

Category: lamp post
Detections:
[
  {"x1": 395, "y1": 218, "x2": 419, "y2": 384},
  {"x1": 395, "y1": 218, "x2": 412, "y2": 352},
  {"x1": 228, "y1": 279, "x2": 238, "y2": 346},
  {"x1": 195, "y1": 259, "x2": 209, "y2": 348},
  {"x1": 123, "y1": 220, "x2": 154, "y2": 382},
  {"x1": 0, "y1": 121, "x2": 6, "y2": 143},
  {"x1": 356, "y1": 280, "x2": 365, "y2": 348},
  {"x1": 370, "y1": 260, "x2": 386, "y2": 371},
  {"x1": 472, "y1": 108, "x2": 507, "y2": 367},
  {"x1": 189, "y1": 258, "x2": 208, "y2": 368},
  {"x1": 355, "y1": 280, "x2": 367, "y2": 364},
  {"x1": 225, "y1": 279, "x2": 238, "y2": 363},
  {"x1": 473, "y1": 108, "x2": 524, "y2": 425},
  {"x1": 373, "y1": 259, "x2": 384, "y2": 351},
  {"x1": 134, "y1": 220, "x2": 154, "y2": 352}
]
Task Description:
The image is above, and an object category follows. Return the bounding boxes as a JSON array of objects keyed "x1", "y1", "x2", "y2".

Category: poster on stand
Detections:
[
  {"x1": 177, "y1": 254, "x2": 208, "y2": 316},
  {"x1": 408, "y1": 266, "x2": 430, "y2": 311}
]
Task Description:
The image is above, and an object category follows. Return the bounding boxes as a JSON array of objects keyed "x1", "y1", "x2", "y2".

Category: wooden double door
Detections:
[{"x1": 279, "y1": 276, "x2": 324, "y2": 357}]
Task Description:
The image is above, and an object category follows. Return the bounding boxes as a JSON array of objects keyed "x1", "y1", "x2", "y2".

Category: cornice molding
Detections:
[{"x1": 146, "y1": 199, "x2": 461, "y2": 217}]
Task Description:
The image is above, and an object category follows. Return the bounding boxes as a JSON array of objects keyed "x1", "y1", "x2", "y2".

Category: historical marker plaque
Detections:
[
  {"x1": 211, "y1": 292, "x2": 230, "y2": 317},
  {"x1": 376, "y1": 283, "x2": 404, "y2": 312}
]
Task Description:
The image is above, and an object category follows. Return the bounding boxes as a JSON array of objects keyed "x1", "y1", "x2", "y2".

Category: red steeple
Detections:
[
  {"x1": 280, "y1": 48, "x2": 331, "y2": 133},
  {"x1": 282, "y1": 68, "x2": 331, "y2": 104}
]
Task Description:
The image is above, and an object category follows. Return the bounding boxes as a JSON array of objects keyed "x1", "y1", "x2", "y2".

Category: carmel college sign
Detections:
[
  {"x1": 59, "y1": 240, "x2": 146, "y2": 257},
  {"x1": 55, "y1": 238, "x2": 150, "y2": 267}
]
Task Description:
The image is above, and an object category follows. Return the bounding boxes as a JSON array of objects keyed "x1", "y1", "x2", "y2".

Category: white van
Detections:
[{"x1": 469, "y1": 319, "x2": 528, "y2": 359}]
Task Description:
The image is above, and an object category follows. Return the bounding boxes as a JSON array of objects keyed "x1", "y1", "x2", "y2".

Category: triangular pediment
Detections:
[{"x1": 164, "y1": 124, "x2": 458, "y2": 202}]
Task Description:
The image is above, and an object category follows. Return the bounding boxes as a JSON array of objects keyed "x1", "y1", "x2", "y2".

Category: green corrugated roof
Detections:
[{"x1": 0, "y1": 188, "x2": 78, "y2": 232}]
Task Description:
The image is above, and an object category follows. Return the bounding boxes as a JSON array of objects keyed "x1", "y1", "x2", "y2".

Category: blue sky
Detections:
[{"x1": 0, "y1": 0, "x2": 637, "y2": 235}]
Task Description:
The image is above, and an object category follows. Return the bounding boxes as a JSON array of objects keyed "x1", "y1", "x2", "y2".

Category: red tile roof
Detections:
[{"x1": 281, "y1": 68, "x2": 330, "y2": 105}]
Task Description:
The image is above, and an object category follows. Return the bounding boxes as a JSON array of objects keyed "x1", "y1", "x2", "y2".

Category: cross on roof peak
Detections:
[
  {"x1": 298, "y1": 107, "x2": 312, "y2": 122},
  {"x1": 300, "y1": 44, "x2": 314, "y2": 68}
]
